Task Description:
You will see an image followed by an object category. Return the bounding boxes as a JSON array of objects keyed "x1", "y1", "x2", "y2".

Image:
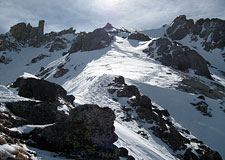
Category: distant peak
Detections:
[{"x1": 104, "y1": 22, "x2": 114, "y2": 30}]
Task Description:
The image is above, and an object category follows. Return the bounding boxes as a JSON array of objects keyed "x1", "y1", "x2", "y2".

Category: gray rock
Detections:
[
  {"x1": 128, "y1": 32, "x2": 151, "y2": 41},
  {"x1": 69, "y1": 28, "x2": 111, "y2": 53},
  {"x1": 6, "y1": 101, "x2": 67, "y2": 125},
  {"x1": 12, "y1": 77, "x2": 75, "y2": 104},
  {"x1": 38, "y1": 104, "x2": 118, "y2": 158}
]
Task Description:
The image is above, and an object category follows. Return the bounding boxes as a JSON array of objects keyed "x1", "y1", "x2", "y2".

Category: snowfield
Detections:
[{"x1": 0, "y1": 31, "x2": 225, "y2": 159}]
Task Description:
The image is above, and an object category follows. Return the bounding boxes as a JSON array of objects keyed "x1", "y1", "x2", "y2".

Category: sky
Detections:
[{"x1": 0, "y1": 0, "x2": 225, "y2": 34}]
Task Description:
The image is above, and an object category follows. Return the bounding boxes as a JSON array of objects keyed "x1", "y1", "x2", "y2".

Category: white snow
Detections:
[
  {"x1": 8, "y1": 124, "x2": 54, "y2": 134},
  {"x1": 0, "y1": 28, "x2": 224, "y2": 159}
]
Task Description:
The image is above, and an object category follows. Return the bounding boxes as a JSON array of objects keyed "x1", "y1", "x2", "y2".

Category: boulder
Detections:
[
  {"x1": 12, "y1": 77, "x2": 75, "y2": 104},
  {"x1": 38, "y1": 104, "x2": 118, "y2": 158}
]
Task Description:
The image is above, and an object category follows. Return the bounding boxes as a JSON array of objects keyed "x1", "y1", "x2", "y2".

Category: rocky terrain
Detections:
[{"x1": 0, "y1": 15, "x2": 224, "y2": 160}]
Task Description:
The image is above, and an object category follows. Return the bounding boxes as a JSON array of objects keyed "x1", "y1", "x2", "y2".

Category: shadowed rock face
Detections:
[
  {"x1": 6, "y1": 101, "x2": 67, "y2": 125},
  {"x1": 36, "y1": 104, "x2": 118, "y2": 158},
  {"x1": 69, "y1": 28, "x2": 111, "y2": 53},
  {"x1": 128, "y1": 32, "x2": 151, "y2": 41},
  {"x1": 147, "y1": 37, "x2": 213, "y2": 79},
  {"x1": 12, "y1": 77, "x2": 75, "y2": 104}
]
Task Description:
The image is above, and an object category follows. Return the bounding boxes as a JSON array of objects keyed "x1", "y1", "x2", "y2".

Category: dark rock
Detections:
[
  {"x1": 191, "y1": 101, "x2": 212, "y2": 117},
  {"x1": 139, "y1": 95, "x2": 152, "y2": 109},
  {"x1": 167, "y1": 15, "x2": 225, "y2": 51},
  {"x1": 6, "y1": 101, "x2": 67, "y2": 125},
  {"x1": 198, "y1": 95, "x2": 205, "y2": 100},
  {"x1": 128, "y1": 32, "x2": 151, "y2": 41},
  {"x1": 53, "y1": 68, "x2": 69, "y2": 78},
  {"x1": 204, "y1": 150, "x2": 222, "y2": 160},
  {"x1": 167, "y1": 15, "x2": 194, "y2": 40},
  {"x1": 10, "y1": 20, "x2": 45, "y2": 47},
  {"x1": 69, "y1": 28, "x2": 111, "y2": 53},
  {"x1": 151, "y1": 37, "x2": 213, "y2": 79},
  {"x1": 114, "y1": 76, "x2": 125, "y2": 85},
  {"x1": 10, "y1": 22, "x2": 28, "y2": 41},
  {"x1": 37, "y1": 104, "x2": 118, "y2": 158},
  {"x1": 12, "y1": 77, "x2": 74, "y2": 104},
  {"x1": 117, "y1": 85, "x2": 140, "y2": 99},
  {"x1": 183, "y1": 149, "x2": 199, "y2": 160},
  {"x1": 119, "y1": 147, "x2": 128, "y2": 157},
  {"x1": 0, "y1": 55, "x2": 12, "y2": 64},
  {"x1": 104, "y1": 23, "x2": 114, "y2": 30},
  {"x1": 167, "y1": 126, "x2": 187, "y2": 151}
]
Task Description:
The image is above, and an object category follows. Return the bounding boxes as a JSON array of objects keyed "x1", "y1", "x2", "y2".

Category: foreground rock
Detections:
[
  {"x1": 107, "y1": 76, "x2": 222, "y2": 160},
  {"x1": 30, "y1": 104, "x2": 120, "y2": 159},
  {"x1": 12, "y1": 77, "x2": 75, "y2": 104},
  {"x1": 6, "y1": 101, "x2": 68, "y2": 125}
]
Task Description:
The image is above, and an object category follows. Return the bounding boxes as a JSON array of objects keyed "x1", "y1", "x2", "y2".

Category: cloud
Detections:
[{"x1": 0, "y1": 0, "x2": 225, "y2": 34}]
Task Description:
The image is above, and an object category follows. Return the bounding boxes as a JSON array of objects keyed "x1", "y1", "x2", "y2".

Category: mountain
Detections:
[{"x1": 0, "y1": 15, "x2": 224, "y2": 160}]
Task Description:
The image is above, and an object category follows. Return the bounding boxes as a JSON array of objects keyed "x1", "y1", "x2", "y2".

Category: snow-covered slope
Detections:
[{"x1": 0, "y1": 19, "x2": 225, "y2": 159}]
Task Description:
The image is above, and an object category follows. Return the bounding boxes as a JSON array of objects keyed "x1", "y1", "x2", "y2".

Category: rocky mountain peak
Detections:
[
  {"x1": 167, "y1": 15, "x2": 225, "y2": 51},
  {"x1": 104, "y1": 22, "x2": 114, "y2": 30}
]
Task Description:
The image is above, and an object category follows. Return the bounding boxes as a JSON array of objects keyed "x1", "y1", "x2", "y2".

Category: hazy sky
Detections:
[{"x1": 0, "y1": 0, "x2": 225, "y2": 34}]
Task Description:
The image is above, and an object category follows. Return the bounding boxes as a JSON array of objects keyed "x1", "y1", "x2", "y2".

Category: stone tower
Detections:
[{"x1": 38, "y1": 20, "x2": 45, "y2": 35}]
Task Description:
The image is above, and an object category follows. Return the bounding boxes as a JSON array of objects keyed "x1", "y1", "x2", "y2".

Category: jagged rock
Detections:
[
  {"x1": 167, "y1": 15, "x2": 194, "y2": 40},
  {"x1": 5, "y1": 101, "x2": 67, "y2": 125},
  {"x1": 104, "y1": 23, "x2": 114, "y2": 30},
  {"x1": 69, "y1": 28, "x2": 111, "y2": 53},
  {"x1": 9, "y1": 20, "x2": 45, "y2": 47},
  {"x1": 128, "y1": 32, "x2": 151, "y2": 41},
  {"x1": 191, "y1": 101, "x2": 212, "y2": 117},
  {"x1": 12, "y1": 77, "x2": 75, "y2": 104},
  {"x1": 34, "y1": 104, "x2": 118, "y2": 158},
  {"x1": 117, "y1": 85, "x2": 140, "y2": 100},
  {"x1": 10, "y1": 22, "x2": 28, "y2": 41},
  {"x1": 149, "y1": 37, "x2": 213, "y2": 79},
  {"x1": 167, "y1": 15, "x2": 225, "y2": 51},
  {"x1": 114, "y1": 76, "x2": 125, "y2": 85}
]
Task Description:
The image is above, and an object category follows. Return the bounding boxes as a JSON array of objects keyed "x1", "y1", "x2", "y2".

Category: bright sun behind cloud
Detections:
[{"x1": 92, "y1": 0, "x2": 125, "y2": 11}]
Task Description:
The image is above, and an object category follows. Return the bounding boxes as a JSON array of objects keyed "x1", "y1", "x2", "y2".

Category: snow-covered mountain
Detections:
[{"x1": 0, "y1": 15, "x2": 224, "y2": 160}]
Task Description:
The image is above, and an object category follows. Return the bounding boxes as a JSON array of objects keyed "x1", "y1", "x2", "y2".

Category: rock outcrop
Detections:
[
  {"x1": 6, "y1": 101, "x2": 68, "y2": 125},
  {"x1": 107, "y1": 76, "x2": 222, "y2": 160},
  {"x1": 29, "y1": 104, "x2": 119, "y2": 159},
  {"x1": 128, "y1": 32, "x2": 151, "y2": 41},
  {"x1": 12, "y1": 77, "x2": 75, "y2": 104},
  {"x1": 167, "y1": 15, "x2": 225, "y2": 51},
  {"x1": 9, "y1": 20, "x2": 45, "y2": 47},
  {"x1": 147, "y1": 37, "x2": 213, "y2": 79},
  {"x1": 69, "y1": 28, "x2": 111, "y2": 53}
]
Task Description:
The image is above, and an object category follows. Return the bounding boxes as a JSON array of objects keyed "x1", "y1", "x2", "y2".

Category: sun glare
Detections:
[{"x1": 93, "y1": 0, "x2": 124, "y2": 11}]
